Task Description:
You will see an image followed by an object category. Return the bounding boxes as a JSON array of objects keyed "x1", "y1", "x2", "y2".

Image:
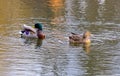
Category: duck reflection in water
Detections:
[
  {"x1": 35, "y1": 39, "x2": 43, "y2": 49},
  {"x1": 69, "y1": 31, "x2": 91, "y2": 53},
  {"x1": 69, "y1": 42, "x2": 91, "y2": 54},
  {"x1": 83, "y1": 43, "x2": 91, "y2": 54},
  {"x1": 21, "y1": 37, "x2": 44, "y2": 48}
]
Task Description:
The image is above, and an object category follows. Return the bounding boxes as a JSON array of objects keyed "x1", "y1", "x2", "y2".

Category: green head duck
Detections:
[{"x1": 34, "y1": 23, "x2": 43, "y2": 31}]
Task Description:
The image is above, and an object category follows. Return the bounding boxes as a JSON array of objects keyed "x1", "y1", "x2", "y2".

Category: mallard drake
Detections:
[
  {"x1": 69, "y1": 31, "x2": 91, "y2": 44},
  {"x1": 20, "y1": 23, "x2": 45, "y2": 39}
]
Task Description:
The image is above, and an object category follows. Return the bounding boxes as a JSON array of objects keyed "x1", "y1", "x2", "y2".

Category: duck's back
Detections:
[{"x1": 69, "y1": 35, "x2": 82, "y2": 41}]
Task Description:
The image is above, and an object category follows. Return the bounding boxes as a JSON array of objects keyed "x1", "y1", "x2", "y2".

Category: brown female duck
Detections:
[{"x1": 69, "y1": 31, "x2": 91, "y2": 44}]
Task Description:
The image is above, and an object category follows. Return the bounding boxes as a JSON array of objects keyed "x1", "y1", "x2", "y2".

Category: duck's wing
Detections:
[
  {"x1": 69, "y1": 34, "x2": 82, "y2": 41},
  {"x1": 22, "y1": 24, "x2": 36, "y2": 33},
  {"x1": 71, "y1": 32, "x2": 78, "y2": 35}
]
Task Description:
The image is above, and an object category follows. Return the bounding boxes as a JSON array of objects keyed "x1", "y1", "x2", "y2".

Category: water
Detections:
[{"x1": 0, "y1": 0, "x2": 120, "y2": 76}]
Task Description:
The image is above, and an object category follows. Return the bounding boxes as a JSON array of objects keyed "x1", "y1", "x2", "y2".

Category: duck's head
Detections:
[
  {"x1": 34, "y1": 23, "x2": 43, "y2": 31},
  {"x1": 82, "y1": 31, "x2": 91, "y2": 44},
  {"x1": 83, "y1": 31, "x2": 91, "y2": 39}
]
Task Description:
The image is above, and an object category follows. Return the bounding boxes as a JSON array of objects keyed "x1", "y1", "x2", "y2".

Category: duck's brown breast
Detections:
[{"x1": 37, "y1": 31, "x2": 45, "y2": 39}]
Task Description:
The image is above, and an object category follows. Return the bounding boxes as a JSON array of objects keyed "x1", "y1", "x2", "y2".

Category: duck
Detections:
[
  {"x1": 20, "y1": 23, "x2": 45, "y2": 39},
  {"x1": 69, "y1": 31, "x2": 91, "y2": 44}
]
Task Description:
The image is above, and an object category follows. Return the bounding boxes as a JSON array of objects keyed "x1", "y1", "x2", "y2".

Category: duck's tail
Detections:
[
  {"x1": 71, "y1": 32, "x2": 78, "y2": 35},
  {"x1": 19, "y1": 31, "x2": 24, "y2": 38}
]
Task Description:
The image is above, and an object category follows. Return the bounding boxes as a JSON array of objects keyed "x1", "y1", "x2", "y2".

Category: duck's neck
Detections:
[
  {"x1": 36, "y1": 29, "x2": 42, "y2": 34},
  {"x1": 83, "y1": 37, "x2": 91, "y2": 44}
]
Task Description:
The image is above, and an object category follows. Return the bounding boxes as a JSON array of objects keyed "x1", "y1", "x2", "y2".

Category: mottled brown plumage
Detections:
[{"x1": 69, "y1": 31, "x2": 91, "y2": 44}]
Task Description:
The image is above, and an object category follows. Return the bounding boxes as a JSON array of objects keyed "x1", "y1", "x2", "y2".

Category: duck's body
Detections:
[
  {"x1": 69, "y1": 31, "x2": 91, "y2": 44},
  {"x1": 20, "y1": 23, "x2": 45, "y2": 39}
]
